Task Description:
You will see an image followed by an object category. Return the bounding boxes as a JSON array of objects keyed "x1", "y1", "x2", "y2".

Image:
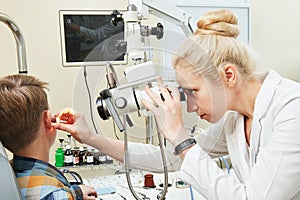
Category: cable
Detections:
[
  {"x1": 221, "y1": 156, "x2": 231, "y2": 174},
  {"x1": 154, "y1": 117, "x2": 169, "y2": 199},
  {"x1": 61, "y1": 169, "x2": 83, "y2": 185},
  {"x1": 123, "y1": 115, "x2": 168, "y2": 200},
  {"x1": 83, "y1": 66, "x2": 98, "y2": 134},
  {"x1": 189, "y1": 185, "x2": 195, "y2": 200}
]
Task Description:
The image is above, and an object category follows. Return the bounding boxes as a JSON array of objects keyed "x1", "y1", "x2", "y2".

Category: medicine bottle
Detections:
[
  {"x1": 93, "y1": 149, "x2": 101, "y2": 165},
  {"x1": 73, "y1": 149, "x2": 79, "y2": 166},
  {"x1": 106, "y1": 155, "x2": 114, "y2": 164},
  {"x1": 66, "y1": 134, "x2": 72, "y2": 145},
  {"x1": 79, "y1": 146, "x2": 86, "y2": 166},
  {"x1": 86, "y1": 147, "x2": 94, "y2": 165},
  {"x1": 59, "y1": 138, "x2": 64, "y2": 148},
  {"x1": 55, "y1": 147, "x2": 64, "y2": 167},
  {"x1": 99, "y1": 152, "x2": 107, "y2": 164},
  {"x1": 64, "y1": 145, "x2": 73, "y2": 166}
]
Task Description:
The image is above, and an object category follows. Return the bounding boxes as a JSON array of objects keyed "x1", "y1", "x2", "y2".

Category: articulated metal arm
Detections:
[
  {"x1": 128, "y1": 0, "x2": 193, "y2": 36},
  {"x1": 0, "y1": 13, "x2": 27, "y2": 74}
]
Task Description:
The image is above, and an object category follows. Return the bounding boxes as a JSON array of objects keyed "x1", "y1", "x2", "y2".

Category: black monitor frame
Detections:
[{"x1": 59, "y1": 10, "x2": 127, "y2": 67}]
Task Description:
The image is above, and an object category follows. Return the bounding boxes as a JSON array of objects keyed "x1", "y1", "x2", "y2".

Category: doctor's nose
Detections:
[{"x1": 186, "y1": 97, "x2": 198, "y2": 113}]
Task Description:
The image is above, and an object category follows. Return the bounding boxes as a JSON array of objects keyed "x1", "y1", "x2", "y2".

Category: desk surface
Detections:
[
  {"x1": 83, "y1": 170, "x2": 206, "y2": 200},
  {"x1": 62, "y1": 157, "x2": 230, "y2": 199}
]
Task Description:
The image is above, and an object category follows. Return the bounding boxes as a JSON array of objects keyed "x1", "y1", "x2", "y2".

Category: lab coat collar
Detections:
[
  {"x1": 250, "y1": 70, "x2": 282, "y2": 166},
  {"x1": 253, "y1": 70, "x2": 281, "y2": 120}
]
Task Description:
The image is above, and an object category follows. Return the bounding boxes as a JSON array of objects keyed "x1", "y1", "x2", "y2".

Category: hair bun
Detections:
[{"x1": 195, "y1": 9, "x2": 240, "y2": 38}]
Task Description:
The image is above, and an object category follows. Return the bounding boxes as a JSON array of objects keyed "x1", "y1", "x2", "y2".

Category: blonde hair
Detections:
[
  {"x1": 173, "y1": 9, "x2": 257, "y2": 82},
  {"x1": 0, "y1": 74, "x2": 49, "y2": 153}
]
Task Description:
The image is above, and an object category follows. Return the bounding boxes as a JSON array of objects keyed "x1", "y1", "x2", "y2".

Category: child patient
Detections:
[{"x1": 0, "y1": 74, "x2": 97, "y2": 200}]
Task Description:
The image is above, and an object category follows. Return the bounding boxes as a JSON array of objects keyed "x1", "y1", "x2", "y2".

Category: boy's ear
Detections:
[{"x1": 43, "y1": 110, "x2": 53, "y2": 130}]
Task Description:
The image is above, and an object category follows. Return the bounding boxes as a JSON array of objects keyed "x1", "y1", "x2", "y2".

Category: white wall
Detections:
[{"x1": 250, "y1": 0, "x2": 300, "y2": 81}]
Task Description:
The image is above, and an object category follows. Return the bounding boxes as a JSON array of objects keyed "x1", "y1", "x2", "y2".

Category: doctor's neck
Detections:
[{"x1": 227, "y1": 78, "x2": 262, "y2": 120}]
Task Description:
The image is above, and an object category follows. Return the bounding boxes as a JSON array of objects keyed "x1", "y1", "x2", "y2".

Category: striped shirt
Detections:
[{"x1": 12, "y1": 155, "x2": 83, "y2": 200}]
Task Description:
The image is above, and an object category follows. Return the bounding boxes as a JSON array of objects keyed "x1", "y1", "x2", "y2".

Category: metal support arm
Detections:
[
  {"x1": 128, "y1": 0, "x2": 193, "y2": 36},
  {"x1": 0, "y1": 13, "x2": 27, "y2": 74}
]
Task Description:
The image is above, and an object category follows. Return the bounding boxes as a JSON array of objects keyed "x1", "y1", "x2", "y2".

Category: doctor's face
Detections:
[{"x1": 175, "y1": 66, "x2": 226, "y2": 123}]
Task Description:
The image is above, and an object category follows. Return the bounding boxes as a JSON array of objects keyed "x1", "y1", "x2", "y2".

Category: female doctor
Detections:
[{"x1": 55, "y1": 9, "x2": 300, "y2": 199}]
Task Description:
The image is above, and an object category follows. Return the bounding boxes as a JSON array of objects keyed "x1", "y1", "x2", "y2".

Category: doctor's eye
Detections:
[{"x1": 183, "y1": 88, "x2": 195, "y2": 96}]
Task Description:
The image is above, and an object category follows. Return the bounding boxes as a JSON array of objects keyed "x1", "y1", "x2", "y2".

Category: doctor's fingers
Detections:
[
  {"x1": 141, "y1": 98, "x2": 160, "y2": 116},
  {"x1": 166, "y1": 86, "x2": 180, "y2": 101},
  {"x1": 158, "y1": 84, "x2": 173, "y2": 102},
  {"x1": 144, "y1": 85, "x2": 166, "y2": 105},
  {"x1": 54, "y1": 123, "x2": 82, "y2": 143},
  {"x1": 154, "y1": 77, "x2": 174, "y2": 102}
]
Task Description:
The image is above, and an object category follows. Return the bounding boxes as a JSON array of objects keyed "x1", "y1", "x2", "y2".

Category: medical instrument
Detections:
[
  {"x1": 95, "y1": 1, "x2": 193, "y2": 199},
  {"x1": 96, "y1": 61, "x2": 186, "y2": 131},
  {"x1": 96, "y1": 0, "x2": 194, "y2": 130},
  {"x1": 96, "y1": 61, "x2": 160, "y2": 131},
  {"x1": 0, "y1": 13, "x2": 27, "y2": 74}
]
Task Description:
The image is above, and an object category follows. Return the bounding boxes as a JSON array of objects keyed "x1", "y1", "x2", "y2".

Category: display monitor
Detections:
[{"x1": 59, "y1": 10, "x2": 127, "y2": 67}]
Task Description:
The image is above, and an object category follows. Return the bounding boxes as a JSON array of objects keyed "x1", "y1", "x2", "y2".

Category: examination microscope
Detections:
[{"x1": 96, "y1": 1, "x2": 193, "y2": 199}]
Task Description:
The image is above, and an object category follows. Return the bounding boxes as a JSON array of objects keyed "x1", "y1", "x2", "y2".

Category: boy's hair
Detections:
[{"x1": 0, "y1": 74, "x2": 49, "y2": 153}]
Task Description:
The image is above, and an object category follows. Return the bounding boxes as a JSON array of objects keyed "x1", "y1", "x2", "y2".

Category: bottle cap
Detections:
[{"x1": 56, "y1": 147, "x2": 63, "y2": 152}]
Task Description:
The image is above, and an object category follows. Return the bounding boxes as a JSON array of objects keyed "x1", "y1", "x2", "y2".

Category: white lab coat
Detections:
[{"x1": 127, "y1": 70, "x2": 300, "y2": 199}]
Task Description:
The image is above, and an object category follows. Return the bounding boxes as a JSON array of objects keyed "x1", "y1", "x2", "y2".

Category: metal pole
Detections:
[
  {"x1": 0, "y1": 13, "x2": 27, "y2": 74},
  {"x1": 145, "y1": 115, "x2": 154, "y2": 144}
]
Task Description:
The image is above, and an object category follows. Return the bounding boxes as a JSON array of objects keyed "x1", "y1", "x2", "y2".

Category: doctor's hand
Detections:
[
  {"x1": 142, "y1": 83, "x2": 190, "y2": 147},
  {"x1": 53, "y1": 109, "x2": 96, "y2": 144}
]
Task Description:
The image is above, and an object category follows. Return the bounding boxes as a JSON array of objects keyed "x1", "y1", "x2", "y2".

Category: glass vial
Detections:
[
  {"x1": 79, "y1": 146, "x2": 86, "y2": 166},
  {"x1": 86, "y1": 147, "x2": 94, "y2": 165},
  {"x1": 93, "y1": 149, "x2": 101, "y2": 165},
  {"x1": 64, "y1": 145, "x2": 73, "y2": 166},
  {"x1": 73, "y1": 149, "x2": 79, "y2": 166},
  {"x1": 99, "y1": 152, "x2": 107, "y2": 164}
]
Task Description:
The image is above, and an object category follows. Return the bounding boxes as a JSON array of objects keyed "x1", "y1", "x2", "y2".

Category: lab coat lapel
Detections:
[
  {"x1": 249, "y1": 70, "x2": 282, "y2": 167},
  {"x1": 231, "y1": 114, "x2": 251, "y2": 181}
]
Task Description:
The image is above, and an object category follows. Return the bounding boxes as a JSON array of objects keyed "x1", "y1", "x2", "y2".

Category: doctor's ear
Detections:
[{"x1": 221, "y1": 64, "x2": 237, "y2": 88}]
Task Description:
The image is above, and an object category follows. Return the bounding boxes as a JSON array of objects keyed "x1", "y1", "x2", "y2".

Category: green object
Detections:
[{"x1": 55, "y1": 147, "x2": 64, "y2": 167}]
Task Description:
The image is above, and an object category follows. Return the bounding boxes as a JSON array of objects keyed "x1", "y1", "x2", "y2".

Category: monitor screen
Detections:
[{"x1": 59, "y1": 10, "x2": 127, "y2": 67}]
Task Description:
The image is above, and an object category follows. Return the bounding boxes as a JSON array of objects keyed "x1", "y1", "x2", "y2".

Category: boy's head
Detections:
[{"x1": 0, "y1": 74, "x2": 49, "y2": 153}]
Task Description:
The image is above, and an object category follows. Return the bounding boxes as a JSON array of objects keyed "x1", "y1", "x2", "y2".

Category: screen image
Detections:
[{"x1": 59, "y1": 10, "x2": 127, "y2": 67}]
